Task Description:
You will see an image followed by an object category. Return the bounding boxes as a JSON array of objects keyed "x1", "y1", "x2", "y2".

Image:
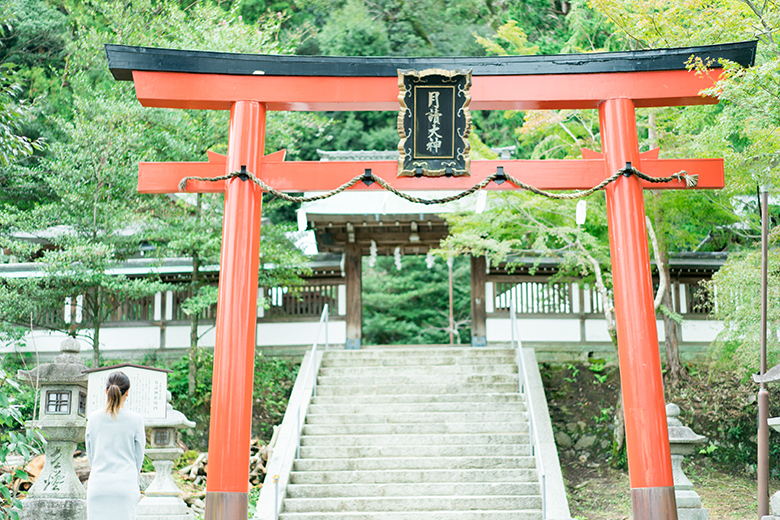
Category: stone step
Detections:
[
  {"x1": 310, "y1": 393, "x2": 522, "y2": 405},
  {"x1": 314, "y1": 383, "x2": 519, "y2": 396},
  {"x1": 305, "y1": 411, "x2": 526, "y2": 425},
  {"x1": 281, "y1": 495, "x2": 542, "y2": 513},
  {"x1": 316, "y1": 374, "x2": 520, "y2": 386},
  {"x1": 273, "y1": 346, "x2": 546, "y2": 520},
  {"x1": 320, "y1": 356, "x2": 516, "y2": 368},
  {"x1": 302, "y1": 421, "x2": 530, "y2": 436},
  {"x1": 307, "y1": 401, "x2": 526, "y2": 415},
  {"x1": 318, "y1": 364, "x2": 518, "y2": 376},
  {"x1": 300, "y1": 433, "x2": 528, "y2": 447},
  {"x1": 285, "y1": 481, "x2": 540, "y2": 498},
  {"x1": 323, "y1": 348, "x2": 515, "y2": 358},
  {"x1": 288, "y1": 468, "x2": 538, "y2": 485},
  {"x1": 278, "y1": 510, "x2": 542, "y2": 520},
  {"x1": 293, "y1": 456, "x2": 536, "y2": 472},
  {"x1": 298, "y1": 443, "x2": 530, "y2": 459}
]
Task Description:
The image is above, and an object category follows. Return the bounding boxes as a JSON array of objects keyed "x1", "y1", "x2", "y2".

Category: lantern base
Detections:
[
  {"x1": 19, "y1": 497, "x2": 86, "y2": 520},
  {"x1": 137, "y1": 496, "x2": 193, "y2": 519}
]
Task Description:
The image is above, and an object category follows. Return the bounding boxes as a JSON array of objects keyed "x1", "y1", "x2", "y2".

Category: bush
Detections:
[
  {"x1": 0, "y1": 363, "x2": 43, "y2": 520},
  {"x1": 0, "y1": 353, "x2": 37, "y2": 422},
  {"x1": 166, "y1": 350, "x2": 299, "y2": 451}
]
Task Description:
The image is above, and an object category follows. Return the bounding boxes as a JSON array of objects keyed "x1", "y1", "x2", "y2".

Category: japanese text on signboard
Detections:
[{"x1": 398, "y1": 68, "x2": 472, "y2": 177}]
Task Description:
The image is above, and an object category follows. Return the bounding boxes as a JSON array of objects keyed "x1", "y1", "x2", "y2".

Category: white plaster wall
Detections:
[
  {"x1": 0, "y1": 320, "x2": 349, "y2": 357},
  {"x1": 0, "y1": 326, "x2": 160, "y2": 355},
  {"x1": 257, "y1": 321, "x2": 346, "y2": 346},
  {"x1": 165, "y1": 325, "x2": 217, "y2": 349},
  {"x1": 1, "y1": 317, "x2": 722, "y2": 357},
  {"x1": 584, "y1": 319, "x2": 611, "y2": 342},
  {"x1": 487, "y1": 318, "x2": 581, "y2": 343},
  {"x1": 0, "y1": 330, "x2": 71, "y2": 355},
  {"x1": 493, "y1": 317, "x2": 724, "y2": 344},
  {"x1": 681, "y1": 320, "x2": 724, "y2": 343},
  {"x1": 585, "y1": 319, "x2": 669, "y2": 342},
  {"x1": 99, "y1": 327, "x2": 159, "y2": 351},
  {"x1": 585, "y1": 319, "x2": 654, "y2": 342}
]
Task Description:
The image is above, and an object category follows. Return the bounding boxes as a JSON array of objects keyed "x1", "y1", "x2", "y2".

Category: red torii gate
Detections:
[{"x1": 106, "y1": 41, "x2": 756, "y2": 520}]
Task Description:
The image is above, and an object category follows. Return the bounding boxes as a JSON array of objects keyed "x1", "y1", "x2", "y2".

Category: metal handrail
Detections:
[
  {"x1": 511, "y1": 300, "x2": 546, "y2": 519},
  {"x1": 271, "y1": 304, "x2": 329, "y2": 519}
]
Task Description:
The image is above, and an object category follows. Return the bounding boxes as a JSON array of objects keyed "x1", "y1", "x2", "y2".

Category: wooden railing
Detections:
[
  {"x1": 493, "y1": 281, "x2": 581, "y2": 314},
  {"x1": 263, "y1": 284, "x2": 340, "y2": 319},
  {"x1": 39, "y1": 277, "x2": 710, "y2": 327},
  {"x1": 492, "y1": 279, "x2": 710, "y2": 316},
  {"x1": 110, "y1": 295, "x2": 155, "y2": 322}
]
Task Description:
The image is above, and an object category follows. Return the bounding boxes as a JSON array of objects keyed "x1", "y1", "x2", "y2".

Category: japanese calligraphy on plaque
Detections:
[
  {"x1": 397, "y1": 68, "x2": 472, "y2": 177},
  {"x1": 85, "y1": 363, "x2": 169, "y2": 419}
]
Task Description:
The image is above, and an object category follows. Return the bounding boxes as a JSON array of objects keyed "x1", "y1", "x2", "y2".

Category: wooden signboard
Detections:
[
  {"x1": 397, "y1": 69, "x2": 472, "y2": 177},
  {"x1": 85, "y1": 363, "x2": 170, "y2": 419}
]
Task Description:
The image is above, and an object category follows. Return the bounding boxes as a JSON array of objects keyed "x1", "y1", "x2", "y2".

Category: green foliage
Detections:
[
  {"x1": 474, "y1": 20, "x2": 539, "y2": 56},
  {"x1": 586, "y1": 0, "x2": 780, "y2": 374},
  {"x1": 247, "y1": 484, "x2": 263, "y2": 517},
  {"x1": 0, "y1": 363, "x2": 43, "y2": 520},
  {"x1": 706, "y1": 227, "x2": 780, "y2": 371},
  {"x1": 589, "y1": 0, "x2": 780, "y2": 192},
  {"x1": 0, "y1": 353, "x2": 37, "y2": 421},
  {"x1": 252, "y1": 355, "x2": 299, "y2": 441},
  {"x1": 166, "y1": 350, "x2": 300, "y2": 450},
  {"x1": 0, "y1": 65, "x2": 44, "y2": 167},
  {"x1": 0, "y1": 0, "x2": 317, "y2": 366},
  {"x1": 588, "y1": 0, "x2": 756, "y2": 48},
  {"x1": 167, "y1": 349, "x2": 214, "y2": 450},
  {"x1": 588, "y1": 359, "x2": 609, "y2": 383},
  {"x1": 363, "y1": 255, "x2": 471, "y2": 345},
  {"x1": 319, "y1": 0, "x2": 390, "y2": 56},
  {"x1": 441, "y1": 191, "x2": 611, "y2": 279}
]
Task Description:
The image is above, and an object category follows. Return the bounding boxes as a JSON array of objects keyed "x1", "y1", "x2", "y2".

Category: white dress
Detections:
[{"x1": 85, "y1": 408, "x2": 146, "y2": 520}]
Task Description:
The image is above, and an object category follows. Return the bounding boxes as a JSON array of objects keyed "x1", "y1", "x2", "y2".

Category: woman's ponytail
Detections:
[{"x1": 105, "y1": 371, "x2": 131, "y2": 419}]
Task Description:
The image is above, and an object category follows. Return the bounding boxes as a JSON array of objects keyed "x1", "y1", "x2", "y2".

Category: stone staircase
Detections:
[{"x1": 277, "y1": 346, "x2": 543, "y2": 520}]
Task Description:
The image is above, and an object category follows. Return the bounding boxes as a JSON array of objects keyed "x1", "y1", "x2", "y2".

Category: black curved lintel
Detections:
[{"x1": 105, "y1": 41, "x2": 758, "y2": 82}]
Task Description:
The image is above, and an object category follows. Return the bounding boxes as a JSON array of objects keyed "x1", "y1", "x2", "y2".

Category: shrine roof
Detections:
[{"x1": 106, "y1": 41, "x2": 757, "y2": 82}]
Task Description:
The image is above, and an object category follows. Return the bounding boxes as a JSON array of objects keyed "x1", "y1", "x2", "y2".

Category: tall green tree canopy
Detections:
[{"x1": 0, "y1": 0, "x2": 315, "y2": 365}]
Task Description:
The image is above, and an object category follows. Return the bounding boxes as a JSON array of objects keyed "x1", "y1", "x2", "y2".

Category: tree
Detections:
[
  {"x1": 0, "y1": 0, "x2": 320, "y2": 367},
  {"x1": 362, "y1": 255, "x2": 471, "y2": 345},
  {"x1": 587, "y1": 0, "x2": 780, "y2": 374},
  {"x1": 0, "y1": 65, "x2": 43, "y2": 168}
]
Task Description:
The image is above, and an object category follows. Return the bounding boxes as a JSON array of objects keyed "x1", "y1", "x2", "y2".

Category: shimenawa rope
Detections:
[{"x1": 177, "y1": 165, "x2": 698, "y2": 205}]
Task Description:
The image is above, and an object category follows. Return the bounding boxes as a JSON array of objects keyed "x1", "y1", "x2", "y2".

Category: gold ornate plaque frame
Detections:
[{"x1": 397, "y1": 68, "x2": 472, "y2": 177}]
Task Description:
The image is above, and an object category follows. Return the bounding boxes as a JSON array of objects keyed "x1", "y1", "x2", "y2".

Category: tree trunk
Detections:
[
  {"x1": 611, "y1": 385, "x2": 627, "y2": 468},
  {"x1": 581, "y1": 247, "x2": 626, "y2": 467},
  {"x1": 68, "y1": 296, "x2": 78, "y2": 336},
  {"x1": 92, "y1": 289, "x2": 101, "y2": 368},
  {"x1": 651, "y1": 192, "x2": 685, "y2": 385},
  {"x1": 189, "y1": 194, "x2": 202, "y2": 396},
  {"x1": 189, "y1": 252, "x2": 200, "y2": 396},
  {"x1": 660, "y1": 253, "x2": 684, "y2": 385}
]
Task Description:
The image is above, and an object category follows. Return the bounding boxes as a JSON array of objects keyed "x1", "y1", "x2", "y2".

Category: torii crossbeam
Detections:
[{"x1": 106, "y1": 41, "x2": 756, "y2": 520}]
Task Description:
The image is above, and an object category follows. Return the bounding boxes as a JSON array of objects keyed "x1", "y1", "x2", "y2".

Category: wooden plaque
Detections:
[{"x1": 397, "y1": 69, "x2": 472, "y2": 177}]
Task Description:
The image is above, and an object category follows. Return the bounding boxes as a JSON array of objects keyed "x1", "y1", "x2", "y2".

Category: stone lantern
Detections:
[
  {"x1": 136, "y1": 391, "x2": 196, "y2": 520},
  {"x1": 667, "y1": 403, "x2": 708, "y2": 520},
  {"x1": 16, "y1": 337, "x2": 89, "y2": 520}
]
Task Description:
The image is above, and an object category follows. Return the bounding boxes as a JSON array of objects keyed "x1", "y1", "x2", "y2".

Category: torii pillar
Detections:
[
  {"x1": 601, "y1": 97, "x2": 675, "y2": 510},
  {"x1": 105, "y1": 41, "x2": 757, "y2": 520},
  {"x1": 206, "y1": 101, "x2": 265, "y2": 517}
]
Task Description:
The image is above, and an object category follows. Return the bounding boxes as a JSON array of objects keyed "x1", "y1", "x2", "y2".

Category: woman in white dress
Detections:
[{"x1": 85, "y1": 371, "x2": 146, "y2": 520}]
